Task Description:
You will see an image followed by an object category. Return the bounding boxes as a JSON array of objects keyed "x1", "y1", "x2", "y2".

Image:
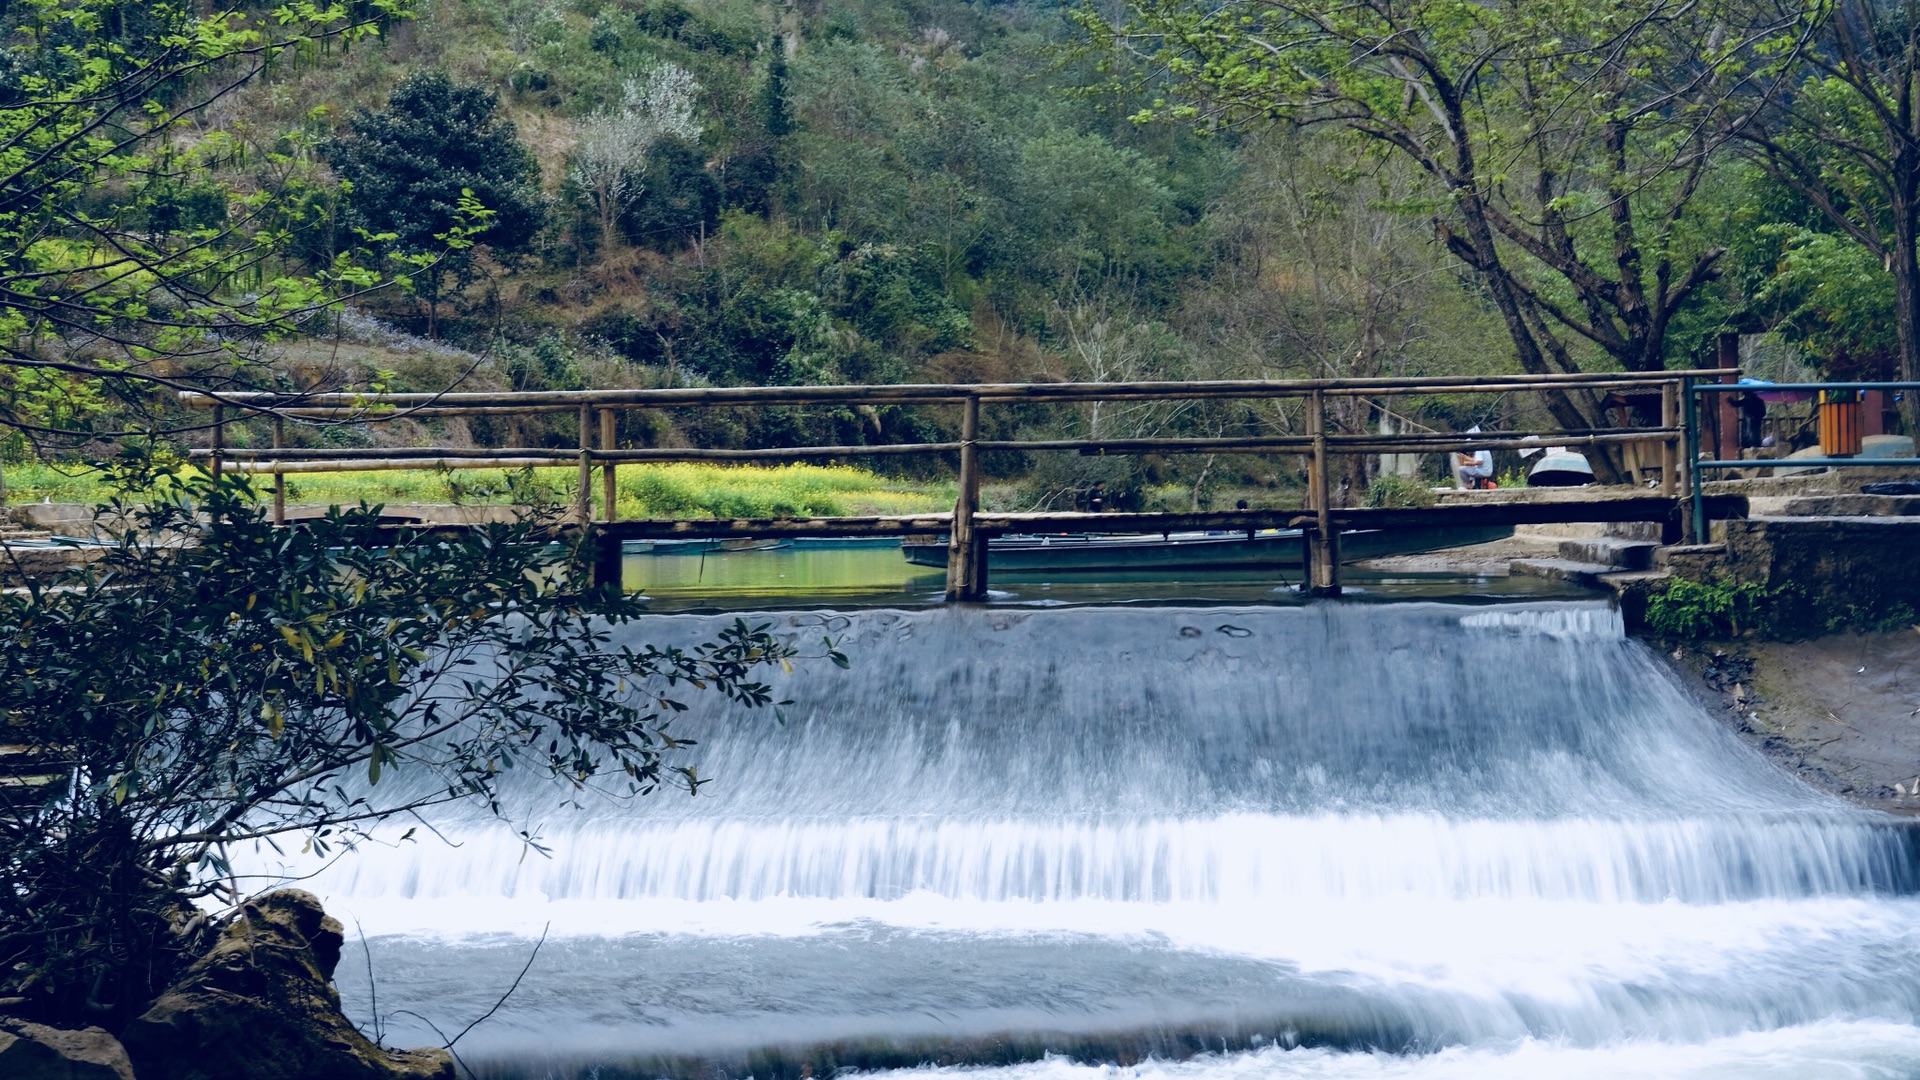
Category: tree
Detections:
[
  {"x1": 725, "y1": 36, "x2": 795, "y2": 214},
  {"x1": 328, "y1": 69, "x2": 547, "y2": 332},
  {"x1": 569, "y1": 63, "x2": 703, "y2": 256},
  {"x1": 625, "y1": 138, "x2": 724, "y2": 249},
  {"x1": 1182, "y1": 128, "x2": 1518, "y2": 491},
  {"x1": 1084, "y1": 0, "x2": 1820, "y2": 473},
  {"x1": 1731, "y1": 1, "x2": 1920, "y2": 428},
  {"x1": 0, "y1": 0, "x2": 410, "y2": 443},
  {"x1": 0, "y1": 471, "x2": 807, "y2": 1028}
]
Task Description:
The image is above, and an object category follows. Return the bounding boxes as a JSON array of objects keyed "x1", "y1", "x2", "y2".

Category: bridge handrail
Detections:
[
  {"x1": 176, "y1": 368, "x2": 1736, "y2": 412},
  {"x1": 164, "y1": 368, "x2": 1737, "y2": 599}
]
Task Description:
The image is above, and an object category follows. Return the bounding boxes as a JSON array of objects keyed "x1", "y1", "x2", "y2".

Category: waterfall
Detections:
[{"x1": 277, "y1": 601, "x2": 1920, "y2": 1078}]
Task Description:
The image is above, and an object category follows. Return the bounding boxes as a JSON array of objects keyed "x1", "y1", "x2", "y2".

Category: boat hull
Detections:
[{"x1": 901, "y1": 525, "x2": 1512, "y2": 572}]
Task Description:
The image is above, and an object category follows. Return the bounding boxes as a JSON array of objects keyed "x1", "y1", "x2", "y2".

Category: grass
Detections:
[{"x1": 0, "y1": 461, "x2": 951, "y2": 519}]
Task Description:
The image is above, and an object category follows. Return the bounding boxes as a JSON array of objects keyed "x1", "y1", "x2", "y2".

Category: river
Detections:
[{"x1": 274, "y1": 553, "x2": 1920, "y2": 1078}]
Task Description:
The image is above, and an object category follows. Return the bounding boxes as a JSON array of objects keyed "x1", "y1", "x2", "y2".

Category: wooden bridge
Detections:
[{"x1": 181, "y1": 368, "x2": 1747, "y2": 600}]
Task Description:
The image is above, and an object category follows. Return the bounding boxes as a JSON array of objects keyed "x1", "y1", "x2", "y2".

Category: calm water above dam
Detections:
[
  {"x1": 274, "y1": 589, "x2": 1920, "y2": 1078},
  {"x1": 615, "y1": 541, "x2": 1580, "y2": 610}
]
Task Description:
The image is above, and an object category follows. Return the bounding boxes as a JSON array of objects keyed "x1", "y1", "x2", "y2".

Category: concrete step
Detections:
[
  {"x1": 1509, "y1": 558, "x2": 1620, "y2": 588},
  {"x1": 1654, "y1": 543, "x2": 1726, "y2": 569},
  {"x1": 1556, "y1": 537, "x2": 1658, "y2": 570},
  {"x1": 1516, "y1": 521, "x2": 1663, "y2": 542}
]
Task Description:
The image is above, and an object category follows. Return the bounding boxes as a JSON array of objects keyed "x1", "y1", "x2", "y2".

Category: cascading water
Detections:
[{"x1": 284, "y1": 600, "x2": 1920, "y2": 1078}]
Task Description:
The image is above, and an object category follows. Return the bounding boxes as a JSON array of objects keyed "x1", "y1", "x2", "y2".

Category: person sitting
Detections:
[{"x1": 1452, "y1": 428, "x2": 1495, "y2": 489}]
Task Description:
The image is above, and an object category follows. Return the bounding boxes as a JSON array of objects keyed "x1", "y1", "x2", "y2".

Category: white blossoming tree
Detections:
[{"x1": 570, "y1": 63, "x2": 704, "y2": 255}]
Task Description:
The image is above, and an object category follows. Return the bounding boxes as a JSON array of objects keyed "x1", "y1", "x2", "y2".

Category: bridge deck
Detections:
[{"x1": 590, "y1": 494, "x2": 1746, "y2": 541}]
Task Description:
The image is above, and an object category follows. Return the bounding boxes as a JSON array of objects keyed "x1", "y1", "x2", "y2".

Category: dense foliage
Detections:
[
  {"x1": 0, "y1": 0, "x2": 416, "y2": 443},
  {"x1": 0, "y1": 0, "x2": 1913, "y2": 496},
  {"x1": 327, "y1": 69, "x2": 549, "y2": 327}
]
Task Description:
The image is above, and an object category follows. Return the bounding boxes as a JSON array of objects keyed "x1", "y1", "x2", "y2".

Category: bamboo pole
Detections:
[
  {"x1": 946, "y1": 395, "x2": 983, "y2": 602},
  {"x1": 271, "y1": 417, "x2": 286, "y2": 526},
  {"x1": 576, "y1": 405, "x2": 593, "y2": 525},
  {"x1": 1306, "y1": 389, "x2": 1338, "y2": 596},
  {"x1": 1660, "y1": 381, "x2": 1679, "y2": 500},
  {"x1": 214, "y1": 457, "x2": 571, "y2": 474},
  {"x1": 192, "y1": 443, "x2": 965, "y2": 462},
  {"x1": 599, "y1": 408, "x2": 618, "y2": 522},
  {"x1": 192, "y1": 428, "x2": 1678, "y2": 466},
  {"x1": 209, "y1": 406, "x2": 224, "y2": 483},
  {"x1": 178, "y1": 369, "x2": 1741, "y2": 411}
]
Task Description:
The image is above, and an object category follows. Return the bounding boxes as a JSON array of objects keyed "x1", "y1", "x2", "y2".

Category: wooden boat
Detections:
[
  {"x1": 621, "y1": 538, "x2": 792, "y2": 554},
  {"x1": 900, "y1": 524, "x2": 1512, "y2": 572}
]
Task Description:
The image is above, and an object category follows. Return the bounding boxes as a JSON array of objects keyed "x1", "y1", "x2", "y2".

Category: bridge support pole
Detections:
[
  {"x1": 575, "y1": 405, "x2": 593, "y2": 525},
  {"x1": 1305, "y1": 389, "x2": 1340, "y2": 596},
  {"x1": 599, "y1": 408, "x2": 618, "y2": 522},
  {"x1": 588, "y1": 525, "x2": 623, "y2": 592},
  {"x1": 1661, "y1": 380, "x2": 1685, "y2": 544},
  {"x1": 209, "y1": 406, "x2": 224, "y2": 484},
  {"x1": 271, "y1": 417, "x2": 286, "y2": 526},
  {"x1": 946, "y1": 395, "x2": 985, "y2": 601}
]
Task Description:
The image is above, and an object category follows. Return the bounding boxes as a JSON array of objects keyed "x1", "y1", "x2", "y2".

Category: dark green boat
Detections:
[{"x1": 900, "y1": 525, "x2": 1512, "y2": 572}]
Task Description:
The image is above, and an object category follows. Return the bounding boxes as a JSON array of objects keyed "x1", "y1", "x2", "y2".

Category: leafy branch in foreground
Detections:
[
  {"x1": 0, "y1": 0, "x2": 418, "y2": 442},
  {"x1": 0, "y1": 471, "x2": 798, "y2": 1026}
]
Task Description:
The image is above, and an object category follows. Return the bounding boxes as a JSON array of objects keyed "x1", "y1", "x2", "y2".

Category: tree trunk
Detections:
[
  {"x1": 1449, "y1": 200, "x2": 1624, "y2": 482},
  {"x1": 1893, "y1": 188, "x2": 1920, "y2": 435}
]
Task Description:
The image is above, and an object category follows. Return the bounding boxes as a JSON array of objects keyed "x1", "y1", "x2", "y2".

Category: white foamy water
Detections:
[
  {"x1": 884, "y1": 1022, "x2": 1920, "y2": 1080},
  {"x1": 263, "y1": 602, "x2": 1920, "y2": 1076}
]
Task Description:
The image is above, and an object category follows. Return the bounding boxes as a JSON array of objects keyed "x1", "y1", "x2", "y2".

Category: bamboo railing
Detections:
[{"x1": 181, "y1": 369, "x2": 1733, "y2": 598}]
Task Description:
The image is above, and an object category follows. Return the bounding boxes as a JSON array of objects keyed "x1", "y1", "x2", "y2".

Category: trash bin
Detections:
[{"x1": 1818, "y1": 389, "x2": 1863, "y2": 457}]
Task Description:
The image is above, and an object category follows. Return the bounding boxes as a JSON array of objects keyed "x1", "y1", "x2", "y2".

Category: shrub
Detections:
[{"x1": 1364, "y1": 473, "x2": 1436, "y2": 508}]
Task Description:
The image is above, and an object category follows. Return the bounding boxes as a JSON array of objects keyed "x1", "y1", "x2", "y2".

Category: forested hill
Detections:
[
  {"x1": 171, "y1": 0, "x2": 1513, "y2": 406},
  {"x1": 5, "y1": 0, "x2": 1912, "y2": 499},
  {"x1": 236, "y1": 0, "x2": 1221, "y2": 384}
]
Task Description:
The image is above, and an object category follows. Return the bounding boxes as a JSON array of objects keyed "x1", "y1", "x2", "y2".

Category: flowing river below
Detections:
[{"x1": 264, "y1": 572, "x2": 1920, "y2": 1078}]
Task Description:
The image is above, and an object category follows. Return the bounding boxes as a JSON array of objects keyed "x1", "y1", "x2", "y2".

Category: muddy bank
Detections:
[{"x1": 1661, "y1": 630, "x2": 1920, "y2": 814}]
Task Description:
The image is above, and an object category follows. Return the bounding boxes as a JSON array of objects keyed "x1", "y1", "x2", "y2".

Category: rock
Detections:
[
  {"x1": 0, "y1": 1017, "x2": 136, "y2": 1080},
  {"x1": 121, "y1": 890, "x2": 451, "y2": 1080}
]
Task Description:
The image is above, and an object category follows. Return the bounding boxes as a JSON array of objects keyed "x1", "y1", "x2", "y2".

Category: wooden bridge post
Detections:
[
  {"x1": 1685, "y1": 377, "x2": 1708, "y2": 544},
  {"x1": 1660, "y1": 380, "x2": 1679, "y2": 500},
  {"x1": 209, "y1": 406, "x2": 224, "y2": 483},
  {"x1": 599, "y1": 408, "x2": 618, "y2": 522},
  {"x1": 271, "y1": 417, "x2": 286, "y2": 526},
  {"x1": 1305, "y1": 389, "x2": 1340, "y2": 596},
  {"x1": 575, "y1": 405, "x2": 593, "y2": 525},
  {"x1": 1661, "y1": 379, "x2": 1684, "y2": 543},
  {"x1": 589, "y1": 528, "x2": 623, "y2": 592},
  {"x1": 946, "y1": 394, "x2": 985, "y2": 601}
]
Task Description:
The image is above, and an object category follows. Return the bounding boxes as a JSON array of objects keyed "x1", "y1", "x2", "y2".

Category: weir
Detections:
[{"x1": 282, "y1": 600, "x2": 1920, "y2": 1078}]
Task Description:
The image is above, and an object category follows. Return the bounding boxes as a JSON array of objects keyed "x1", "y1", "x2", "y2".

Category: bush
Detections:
[
  {"x1": 1364, "y1": 473, "x2": 1436, "y2": 508},
  {"x1": 1643, "y1": 576, "x2": 1917, "y2": 640},
  {"x1": 0, "y1": 472, "x2": 804, "y2": 1026},
  {"x1": 1644, "y1": 577, "x2": 1776, "y2": 638}
]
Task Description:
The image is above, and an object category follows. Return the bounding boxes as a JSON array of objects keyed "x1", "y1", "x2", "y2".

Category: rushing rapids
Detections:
[{"x1": 282, "y1": 601, "x2": 1920, "y2": 1078}]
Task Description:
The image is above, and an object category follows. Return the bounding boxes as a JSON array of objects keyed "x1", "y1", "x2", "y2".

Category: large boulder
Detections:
[
  {"x1": 0, "y1": 1017, "x2": 136, "y2": 1080},
  {"x1": 120, "y1": 890, "x2": 451, "y2": 1080}
]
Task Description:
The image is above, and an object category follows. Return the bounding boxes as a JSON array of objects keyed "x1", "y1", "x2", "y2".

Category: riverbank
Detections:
[{"x1": 1660, "y1": 631, "x2": 1920, "y2": 815}]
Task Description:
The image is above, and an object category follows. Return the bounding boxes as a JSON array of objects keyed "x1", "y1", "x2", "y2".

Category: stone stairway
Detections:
[{"x1": 1509, "y1": 525, "x2": 1664, "y2": 588}]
